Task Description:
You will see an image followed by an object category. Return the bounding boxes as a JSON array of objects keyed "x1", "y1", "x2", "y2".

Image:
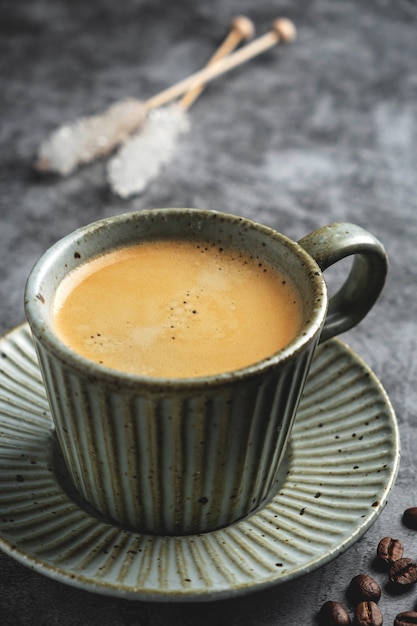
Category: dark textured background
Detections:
[{"x1": 1, "y1": 0, "x2": 417, "y2": 623}]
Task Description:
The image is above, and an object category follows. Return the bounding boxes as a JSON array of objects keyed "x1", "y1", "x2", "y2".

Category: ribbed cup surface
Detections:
[{"x1": 34, "y1": 339, "x2": 316, "y2": 535}]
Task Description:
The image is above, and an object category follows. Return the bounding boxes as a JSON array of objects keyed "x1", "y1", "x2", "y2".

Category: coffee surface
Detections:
[{"x1": 52, "y1": 240, "x2": 303, "y2": 377}]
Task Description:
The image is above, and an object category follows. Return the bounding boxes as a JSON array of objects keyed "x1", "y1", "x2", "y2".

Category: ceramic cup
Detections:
[{"x1": 24, "y1": 209, "x2": 387, "y2": 535}]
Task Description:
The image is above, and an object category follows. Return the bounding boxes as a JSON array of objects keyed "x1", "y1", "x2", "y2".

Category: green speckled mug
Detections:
[{"x1": 24, "y1": 209, "x2": 387, "y2": 535}]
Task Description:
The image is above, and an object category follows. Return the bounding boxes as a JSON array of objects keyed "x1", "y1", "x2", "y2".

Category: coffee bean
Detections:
[
  {"x1": 348, "y1": 574, "x2": 381, "y2": 603},
  {"x1": 354, "y1": 601, "x2": 383, "y2": 626},
  {"x1": 403, "y1": 508, "x2": 417, "y2": 530},
  {"x1": 319, "y1": 600, "x2": 351, "y2": 625},
  {"x1": 394, "y1": 612, "x2": 417, "y2": 625},
  {"x1": 377, "y1": 536, "x2": 404, "y2": 564},
  {"x1": 389, "y1": 557, "x2": 417, "y2": 585}
]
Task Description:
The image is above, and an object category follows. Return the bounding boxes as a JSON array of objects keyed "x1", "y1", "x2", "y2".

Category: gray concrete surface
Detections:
[{"x1": 1, "y1": 0, "x2": 417, "y2": 623}]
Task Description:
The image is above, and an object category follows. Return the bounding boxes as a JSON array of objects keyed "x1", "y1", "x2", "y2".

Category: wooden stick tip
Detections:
[
  {"x1": 230, "y1": 16, "x2": 255, "y2": 41},
  {"x1": 273, "y1": 18, "x2": 297, "y2": 43}
]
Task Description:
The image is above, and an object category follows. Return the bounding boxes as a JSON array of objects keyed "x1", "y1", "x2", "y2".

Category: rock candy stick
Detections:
[{"x1": 35, "y1": 18, "x2": 295, "y2": 177}]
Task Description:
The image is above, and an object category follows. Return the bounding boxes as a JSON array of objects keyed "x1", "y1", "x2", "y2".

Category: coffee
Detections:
[
  {"x1": 389, "y1": 558, "x2": 417, "y2": 585},
  {"x1": 348, "y1": 575, "x2": 381, "y2": 604},
  {"x1": 395, "y1": 613, "x2": 417, "y2": 626},
  {"x1": 52, "y1": 240, "x2": 303, "y2": 378},
  {"x1": 402, "y1": 508, "x2": 417, "y2": 530},
  {"x1": 377, "y1": 537, "x2": 404, "y2": 564},
  {"x1": 354, "y1": 601, "x2": 383, "y2": 626},
  {"x1": 26, "y1": 210, "x2": 387, "y2": 534},
  {"x1": 319, "y1": 601, "x2": 351, "y2": 625}
]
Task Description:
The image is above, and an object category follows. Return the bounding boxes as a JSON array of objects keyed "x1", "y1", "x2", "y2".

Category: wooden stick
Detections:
[
  {"x1": 179, "y1": 16, "x2": 255, "y2": 110},
  {"x1": 146, "y1": 18, "x2": 296, "y2": 111}
]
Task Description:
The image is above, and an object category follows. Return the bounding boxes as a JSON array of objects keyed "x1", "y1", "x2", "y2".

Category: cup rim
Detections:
[{"x1": 24, "y1": 208, "x2": 328, "y2": 389}]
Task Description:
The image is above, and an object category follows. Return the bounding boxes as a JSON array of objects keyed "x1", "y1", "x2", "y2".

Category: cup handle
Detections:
[{"x1": 298, "y1": 222, "x2": 388, "y2": 343}]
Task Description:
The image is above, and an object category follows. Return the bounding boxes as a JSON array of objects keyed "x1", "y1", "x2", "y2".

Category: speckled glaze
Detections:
[
  {"x1": 0, "y1": 325, "x2": 399, "y2": 600},
  {"x1": 24, "y1": 209, "x2": 387, "y2": 535}
]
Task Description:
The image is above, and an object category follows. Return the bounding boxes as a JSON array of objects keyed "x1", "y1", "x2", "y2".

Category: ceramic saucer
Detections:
[{"x1": 0, "y1": 324, "x2": 400, "y2": 601}]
